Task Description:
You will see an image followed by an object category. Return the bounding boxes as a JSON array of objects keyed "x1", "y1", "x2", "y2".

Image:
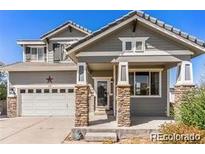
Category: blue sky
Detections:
[{"x1": 0, "y1": 10, "x2": 205, "y2": 87}]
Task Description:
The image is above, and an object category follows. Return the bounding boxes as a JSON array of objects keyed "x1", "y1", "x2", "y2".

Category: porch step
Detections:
[{"x1": 85, "y1": 132, "x2": 117, "y2": 142}]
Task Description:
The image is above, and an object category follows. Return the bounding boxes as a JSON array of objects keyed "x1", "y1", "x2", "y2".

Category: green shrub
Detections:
[
  {"x1": 175, "y1": 88, "x2": 205, "y2": 129},
  {"x1": 160, "y1": 123, "x2": 205, "y2": 144},
  {"x1": 0, "y1": 84, "x2": 7, "y2": 100}
]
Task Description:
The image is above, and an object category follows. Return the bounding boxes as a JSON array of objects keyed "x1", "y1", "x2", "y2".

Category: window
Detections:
[
  {"x1": 135, "y1": 72, "x2": 149, "y2": 95},
  {"x1": 125, "y1": 42, "x2": 132, "y2": 51},
  {"x1": 25, "y1": 47, "x2": 45, "y2": 62},
  {"x1": 20, "y1": 89, "x2": 26, "y2": 93},
  {"x1": 60, "y1": 89, "x2": 66, "y2": 93},
  {"x1": 28, "y1": 89, "x2": 34, "y2": 93},
  {"x1": 36, "y1": 89, "x2": 42, "y2": 93},
  {"x1": 129, "y1": 71, "x2": 161, "y2": 96},
  {"x1": 136, "y1": 42, "x2": 143, "y2": 51},
  {"x1": 52, "y1": 89, "x2": 58, "y2": 93},
  {"x1": 31, "y1": 48, "x2": 37, "y2": 60},
  {"x1": 151, "y1": 72, "x2": 159, "y2": 95},
  {"x1": 119, "y1": 37, "x2": 148, "y2": 53},
  {"x1": 44, "y1": 89, "x2": 49, "y2": 93},
  {"x1": 129, "y1": 72, "x2": 134, "y2": 95},
  {"x1": 68, "y1": 89, "x2": 74, "y2": 93},
  {"x1": 79, "y1": 65, "x2": 84, "y2": 81},
  {"x1": 53, "y1": 43, "x2": 64, "y2": 62}
]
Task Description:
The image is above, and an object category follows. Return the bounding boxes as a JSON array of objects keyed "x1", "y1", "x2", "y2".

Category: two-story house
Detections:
[{"x1": 2, "y1": 11, "x2": 205, "y2": 128}]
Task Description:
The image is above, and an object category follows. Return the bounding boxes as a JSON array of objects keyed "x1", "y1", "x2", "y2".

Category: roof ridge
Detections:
[
  {"x1": 40, "y1": 20, "x2": 92, "y2": 39},
  {"x1": 66, "y1": 10, "x2": 205, "y2": 52}
]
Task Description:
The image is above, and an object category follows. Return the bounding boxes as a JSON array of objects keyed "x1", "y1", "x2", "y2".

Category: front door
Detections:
[{"x1": 96, "y1": 80, "x2": 109, "y2": 109}]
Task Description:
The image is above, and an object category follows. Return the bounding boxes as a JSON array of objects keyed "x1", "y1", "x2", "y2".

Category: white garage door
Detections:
[{"x1": 20, "y1": 88, "x2": 75, "y2": 116}]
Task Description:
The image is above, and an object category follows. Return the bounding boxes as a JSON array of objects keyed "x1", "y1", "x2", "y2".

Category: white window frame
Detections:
[
  {"x1": 129, "y1": 68, "x2": 162, "y2": 98},
  {"x1": 77, "y1": 62, "x2": 87, "y2": 85},
  {"x1": 24, "y1": 46, "x2": 45, "y2": 62},
  {"x1": 119, "y1": 37, "x2": 148, "y2": 54},
  {"x1": 118, "y1": 62, "x2": 129, "y2": 85}
]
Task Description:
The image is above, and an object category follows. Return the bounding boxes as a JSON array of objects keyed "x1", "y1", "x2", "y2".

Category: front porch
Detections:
[{"x1": 74, "y1": 59, "x2": 194, "y2": 128}]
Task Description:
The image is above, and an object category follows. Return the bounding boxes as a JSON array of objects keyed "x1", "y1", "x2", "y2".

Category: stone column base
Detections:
[
  {"x1": 117, "y1": 84, "x2": 131, "y2": 127},
  {"x1": 174, "y1": 85, "x2": 195, "y2": 104},
  {"x1": 75, "y1": 85, "x2": 89, "y2": 127},
  {"x1": 7, "y1": 96, "x2": 17, "y2": 118}
]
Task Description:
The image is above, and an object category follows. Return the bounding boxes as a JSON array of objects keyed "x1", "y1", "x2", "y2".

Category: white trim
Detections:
[
  {"x1": 76, "y1": 50, "x2": 193, "y2": 57},
  {"x1": 175, "y1": 61, "x2": 194, "y2": 86},
  {"x1": 23, "y1": 45, "x2": 26, "y2": 62},
  {"x1": 119, "y1": 37, "x2": 148, "y2": 53},
  {"x1": 41, "y1": 24, "x2": 91, "y2": 40},
  {"x1": 7, "y1": 71, "x2": 9, "y2": 97},
  {"x1": 167, "y1": 69, "x2": 170, "y2": 117},
  {"x1": 129, "y1": 69, "x2": 162, "y2": 98},
  {"x1": 77, "y1": 62, "x2": 87, "y2": 85},
  {"x1": 94, "y1": 77, "x2": 111, "y2": 110},
  {"x1": 49, "y1": 37, "x2": 83, "y2": 41},
  {"x1": 129, "y1": 68, "x2": 164, "y2": 72},
  {"x1": 113, "y1": 65, "x2": 116, "y2": 116},
  {"x1": 13, "y1": 84, "x2": 75, "y2": 88},
  {"x1": 118, "y1": 62, "x2": 129, "y2": 85},
  {"x1": 17, "y1": 41, "x2": 45, "y2": 45}
]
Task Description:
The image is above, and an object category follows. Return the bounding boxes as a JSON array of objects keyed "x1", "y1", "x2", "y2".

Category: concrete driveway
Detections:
[{"x1": 0, "y1": 117, "x2": 74, "y2": 144}]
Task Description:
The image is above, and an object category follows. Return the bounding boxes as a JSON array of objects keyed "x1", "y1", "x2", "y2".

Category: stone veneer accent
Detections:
[
  {"x1": 117, "y1": 85, "x2": 131, "y2": 127},
  {"x1": 7, "y1": 96, "x2": 17, "y2": 118},
  {"x1": 174, "y1": 85, "x2": 195, "y2": 104},
  {"x1": 75, "y1": 85, "x2": 89, "y2": 127}
]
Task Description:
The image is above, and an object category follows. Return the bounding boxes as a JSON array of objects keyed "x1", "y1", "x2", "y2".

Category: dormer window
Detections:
[{"x1": 119, "y1": 37, "x2": 148, "y2": 53}]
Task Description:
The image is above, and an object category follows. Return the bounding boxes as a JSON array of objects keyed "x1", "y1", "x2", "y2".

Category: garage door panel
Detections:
[{"x1": 21, "y1": 92, "x2": 75, "y2": 116}]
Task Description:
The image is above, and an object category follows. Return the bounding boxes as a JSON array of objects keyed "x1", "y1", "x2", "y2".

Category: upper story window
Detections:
[
  {"x1": 25, "y1": 47, "x2": 46, "y2": 62},
  {"x1": 119, "y1": 37, "x2": 148, "y2": 53},
  {"x1": 53, "y1": 43, "x2": 65, "y2": 63}
]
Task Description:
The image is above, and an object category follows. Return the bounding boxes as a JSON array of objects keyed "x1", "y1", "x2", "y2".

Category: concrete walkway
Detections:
[{"x1": 0, "y1": 117, "x2": 74, "y2": 144}]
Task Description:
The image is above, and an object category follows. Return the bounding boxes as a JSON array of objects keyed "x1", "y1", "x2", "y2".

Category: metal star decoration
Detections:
[{"x1": 46, "y1": 75, "x2": 53, "y2": 83}]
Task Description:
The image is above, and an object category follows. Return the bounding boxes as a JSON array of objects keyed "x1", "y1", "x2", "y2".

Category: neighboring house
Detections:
[{"x1": 1, "y1": 11, "x2": 205, "y2": 127}]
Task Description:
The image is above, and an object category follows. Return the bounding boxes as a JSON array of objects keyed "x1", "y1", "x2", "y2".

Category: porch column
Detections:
[
  {"x1": 117, "y1": 62, "x2": 131, "y2": 127},
  {"x1": 174, "y1": 61, "x2": 195, "y2": 104},
  {"x1": 75, "y1": 63, "x2": 89, "y2": 127}
]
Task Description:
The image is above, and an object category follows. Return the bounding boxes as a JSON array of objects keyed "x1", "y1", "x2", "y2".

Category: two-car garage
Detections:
[{"x1": 19, "y1": 88, "x2": 75, "y2": 116}]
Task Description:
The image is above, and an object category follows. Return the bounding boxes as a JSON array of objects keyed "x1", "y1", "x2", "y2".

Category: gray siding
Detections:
[
  {"x1": 52, "y1": 28, "x2": 87, "y2": 38},
  {"x1": 47, "y1": 27, "x2": 87, "y2": 63},
  {"x1": 78, "y1": 23, "x2": 187, "y2": 53},
  {"x1": 9, "y1": 71, "x2": 76, "y2": 85},
  {"x1": 131, "y1": 69, "x2": 167, "y2": 116}
]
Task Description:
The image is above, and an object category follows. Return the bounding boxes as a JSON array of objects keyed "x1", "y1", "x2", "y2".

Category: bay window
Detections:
[{"x1": 129, "y1": 71, "x2": 161, "y2": 97}]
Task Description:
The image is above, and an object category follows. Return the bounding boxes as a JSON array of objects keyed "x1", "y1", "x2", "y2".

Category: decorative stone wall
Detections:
[
  {"x1": 75, "y1": 85, "x2": 89, "y2": 127},
  {"x1": 7, "y1": 96, "x2": 17, "y2": 118},
  {"x1": 117, "y1": 85, "x2": 131, "y2": 127},
  {"x1": 174, "y1": 85, "x2": 195, "y2": 104}
]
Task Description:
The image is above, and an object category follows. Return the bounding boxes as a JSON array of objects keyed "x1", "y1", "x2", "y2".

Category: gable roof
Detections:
[
  {"x1": 66, "y1": 11, "x2": 205, "y2": 59},
  {"x1": 41, "y1": 20, "x2": 92, "y2": 40}
]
